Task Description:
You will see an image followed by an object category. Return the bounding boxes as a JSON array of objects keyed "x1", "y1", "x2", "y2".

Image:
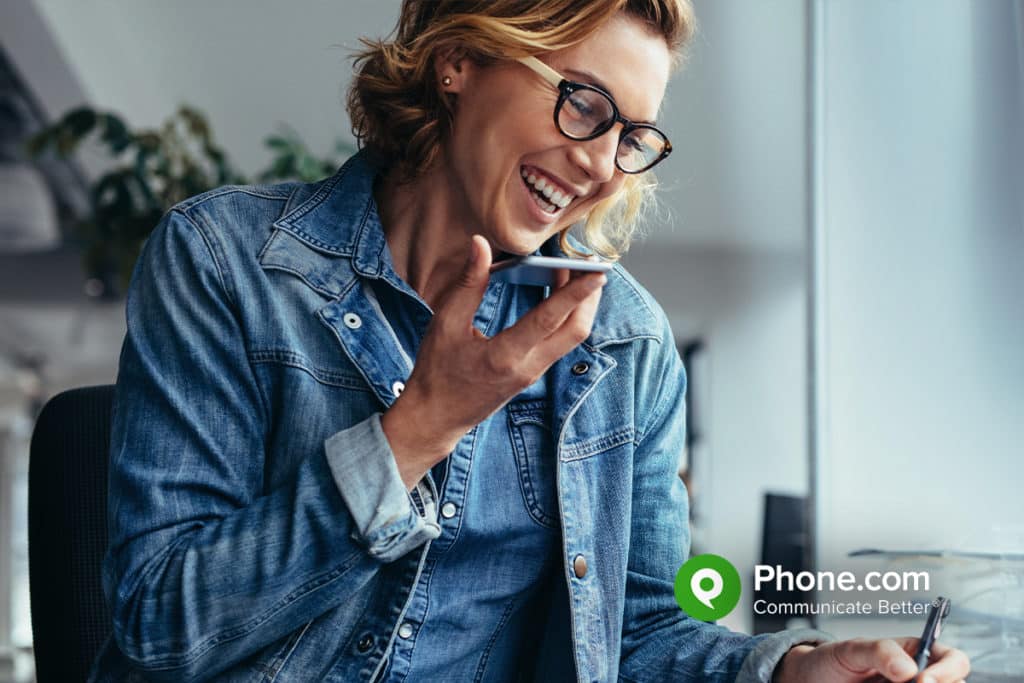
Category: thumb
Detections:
[{"x1": 443, "y1": 234, "x2": 492, "y2": 320}]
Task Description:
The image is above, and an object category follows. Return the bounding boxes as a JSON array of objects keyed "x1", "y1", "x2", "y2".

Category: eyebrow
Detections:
[{"x1": 562, "y1": 67, "x2": 657, "y2": 126}]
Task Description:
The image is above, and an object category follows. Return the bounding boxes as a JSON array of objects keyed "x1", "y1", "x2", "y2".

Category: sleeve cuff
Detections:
[
  {"x1": 324, "y1": 412, "x2": 441, "y2": 563},
  {"x1": 735, "y1": 628, "x2": 835, "y2": 683}
]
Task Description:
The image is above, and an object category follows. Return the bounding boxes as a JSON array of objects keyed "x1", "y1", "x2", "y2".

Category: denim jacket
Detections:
[{"x1": 91, "y1": 152, "x2": 829, "y2": 682}]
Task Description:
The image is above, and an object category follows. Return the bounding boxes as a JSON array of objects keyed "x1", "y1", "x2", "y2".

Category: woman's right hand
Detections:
[{"x1": 381, "y1": 234, "x2": 606, "y2": 490}]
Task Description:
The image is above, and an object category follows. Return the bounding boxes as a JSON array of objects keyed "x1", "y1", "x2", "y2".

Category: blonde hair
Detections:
[{"x1": 346, "y1": 0, "x2": 696, "y2": 260}]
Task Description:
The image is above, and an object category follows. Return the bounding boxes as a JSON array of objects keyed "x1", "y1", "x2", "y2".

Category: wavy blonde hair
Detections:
[{"x1": 346, "y1": 0, "x2": 696, "y2": 260}]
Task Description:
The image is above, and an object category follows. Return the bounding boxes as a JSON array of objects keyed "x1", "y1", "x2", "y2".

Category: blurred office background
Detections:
[{"x1": 1, "y1": 1, "x2": 1021, "y2": 681}]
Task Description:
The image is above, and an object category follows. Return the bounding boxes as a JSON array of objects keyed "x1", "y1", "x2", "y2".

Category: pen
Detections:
[{"x1": 913, "y1": 596, "x2": 951, "y2": 682}]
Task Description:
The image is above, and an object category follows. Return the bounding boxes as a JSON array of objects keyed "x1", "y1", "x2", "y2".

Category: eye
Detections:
[
  {"x1": 622, "y1": 135, "x2": 646, "y2": 152},
  {"x1": 566, "y1": 91, "x2": 594, "y2": 118},
  {"x1": 621, "y1": 131, "x2": 649, "y2": 153}
]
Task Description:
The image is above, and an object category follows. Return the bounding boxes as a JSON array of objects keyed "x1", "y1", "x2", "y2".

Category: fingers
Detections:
[
  {"x1": 537, "y1": 274, "x2": 603, "y2": 360},
  {"x1": 917, "y1": 641, "x2": 970, "y2": 683},
  {"x1": 492, "y1": 271, "x2": 605, "y2": 355},
  {"x1": 439, "y1": 234, "x2": 492, "y2": 326},
  {"x1": 554, "y1": 253, "x2": 600, "y2": 289},
  {"x1": 834, "y1": 638, "x2": 919, "y2": 681}
]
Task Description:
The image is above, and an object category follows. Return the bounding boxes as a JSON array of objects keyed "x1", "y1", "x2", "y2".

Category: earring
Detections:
[{"x1": 442, "y1": 75, "x2": 453, "y2": 87}]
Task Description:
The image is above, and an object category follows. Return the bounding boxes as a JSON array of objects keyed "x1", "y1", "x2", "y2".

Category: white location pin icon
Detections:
[{"x1": 691, "y1": 567, "x2": 724, "y2": 610}]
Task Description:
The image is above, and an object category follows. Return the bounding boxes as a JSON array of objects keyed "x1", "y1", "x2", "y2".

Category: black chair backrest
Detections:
[
  {"x1": 753, "y1": 492, "x2": 811, "y2": 634},
  {"x1": 29, "y1": 385, "x2": 115, "y2": 682}
]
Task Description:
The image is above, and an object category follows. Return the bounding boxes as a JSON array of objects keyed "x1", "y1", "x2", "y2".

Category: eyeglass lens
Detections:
[{"x1": 559, "y1": 88, "x2": 667, "y2": 172}]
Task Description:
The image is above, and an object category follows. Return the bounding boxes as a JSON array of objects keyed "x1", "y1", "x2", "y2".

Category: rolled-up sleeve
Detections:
[
  {"x1": 325, "y1": 412, "x2": 441, "y2": 563},
  {"x1": 736, "y1": 628, "x2": 835, "y2": 683}
]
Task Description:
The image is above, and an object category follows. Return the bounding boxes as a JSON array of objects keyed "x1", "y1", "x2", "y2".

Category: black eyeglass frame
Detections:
[{"x1": 517, "y1": 56, "x2": 672, "y2": 174}]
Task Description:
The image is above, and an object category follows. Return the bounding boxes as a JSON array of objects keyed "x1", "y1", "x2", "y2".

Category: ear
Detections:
[{"x1": 433, "y1": 46, "x2": 471, "y2": 93}]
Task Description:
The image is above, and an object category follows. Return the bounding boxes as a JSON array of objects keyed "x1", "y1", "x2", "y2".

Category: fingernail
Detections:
[
  {"x1": 922, "y1": 676, "x2": 936, "y2": 683},
  {"x1": 467, "y1": 236, "x2": 480, "y2": 265},
  {"x1": 893, "y1": 661, "x2": 918, "y2": 679}
]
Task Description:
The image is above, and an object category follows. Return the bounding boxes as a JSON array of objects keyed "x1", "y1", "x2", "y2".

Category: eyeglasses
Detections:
[{"x1": 517, "y1": 56, "x2": 672, "y2": 174}]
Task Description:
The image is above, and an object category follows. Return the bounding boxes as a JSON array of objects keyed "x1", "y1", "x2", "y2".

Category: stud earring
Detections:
[{"x1": 442, "y1": 76, "x2": 452, "y2": 87}]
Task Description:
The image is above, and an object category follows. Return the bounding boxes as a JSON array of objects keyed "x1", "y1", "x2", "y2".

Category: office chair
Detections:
[
  {"x1": 753, "y1": 492, "x2": 811, "y2": 634},
  {"x1": 28, "y1": 385, "x2": 115, "y2": 681}
]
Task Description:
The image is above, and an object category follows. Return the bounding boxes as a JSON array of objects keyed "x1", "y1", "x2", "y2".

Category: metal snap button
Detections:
[
  {"x1": 573, "y1": 554, "x2": 588, "y2": 578},
  {"x1": 571, "y1": 361, "x2": 590, "y2": 376},
  {"x1": 398, "y1": 622, "x2": 414, "y2": 639},
  {"x1": 441, "y1": 502, "x2": 457, "y2": 519},
  {"x1": 357, "y1": 633, "x2": 374, "y2": 653},
  {"x1": 392, "y1": 380, "x2": 405, "y2": 397},
  {"x1": 343, "y1": 312, "x2": 362, "y2": 329}
]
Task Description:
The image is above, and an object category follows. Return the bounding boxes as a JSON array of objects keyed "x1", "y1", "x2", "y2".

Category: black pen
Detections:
[{"x1": 913, "y1": 597, "x2": 951, "y2": 682}]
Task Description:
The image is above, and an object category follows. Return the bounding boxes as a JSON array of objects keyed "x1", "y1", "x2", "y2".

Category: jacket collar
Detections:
[
  {"x1": 266, "y1": 151, "x2": 663, "y2": 348},
  {"x1": 272, "y1": 152, "x2": 386, "y2": 266}
]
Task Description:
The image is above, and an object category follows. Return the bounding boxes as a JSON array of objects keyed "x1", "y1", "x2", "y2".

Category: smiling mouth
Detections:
[{"x1": 520, "y1": 165, "x2": 577, "y2": 215}]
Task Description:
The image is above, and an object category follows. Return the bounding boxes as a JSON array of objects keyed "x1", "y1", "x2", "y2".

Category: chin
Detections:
[{"x1": 494, "y1": 228, "x2": 555, "y2": 258}]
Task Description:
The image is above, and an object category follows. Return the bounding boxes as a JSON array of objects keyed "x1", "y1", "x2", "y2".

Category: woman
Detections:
[{"x1": 91, "y1": 1, "x2": 970, "y2": 681}]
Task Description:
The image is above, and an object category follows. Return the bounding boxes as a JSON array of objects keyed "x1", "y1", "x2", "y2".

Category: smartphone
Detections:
[{"x1": 488, "y1": 255, "x2": 612, "y2": 287}]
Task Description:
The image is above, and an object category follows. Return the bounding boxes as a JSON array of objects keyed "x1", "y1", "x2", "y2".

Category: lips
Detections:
[{"x1": 520, "y1": 165, "x2": 577, "y2": 214}]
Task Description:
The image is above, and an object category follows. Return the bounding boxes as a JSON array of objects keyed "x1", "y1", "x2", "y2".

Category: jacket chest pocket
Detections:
[{"x1": 507, "y1": 400, "x2": 559, "y2": 528}]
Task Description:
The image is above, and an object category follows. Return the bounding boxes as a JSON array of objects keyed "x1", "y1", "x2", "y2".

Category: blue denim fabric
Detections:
[
  {"x1": 90, "y1": 151, "x2": 831, "y2": 682},
  {"x1": 366, "y1": 256, "x2": 561, "y2": 681}
]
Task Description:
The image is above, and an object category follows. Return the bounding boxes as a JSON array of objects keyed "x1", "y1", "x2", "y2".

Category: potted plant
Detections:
[{"x1": 28, "y1": 105, "x2": 352, "y2": 294}]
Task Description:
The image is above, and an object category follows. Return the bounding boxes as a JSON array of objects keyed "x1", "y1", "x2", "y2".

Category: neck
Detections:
[{"x1": 374, "y1": 156, "x2": 480, "y2": 309}]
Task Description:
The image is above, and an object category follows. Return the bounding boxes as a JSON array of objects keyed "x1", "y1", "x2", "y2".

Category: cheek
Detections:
[{"x1": 586, "y1": 177, "x2": 628, "y2": 210}]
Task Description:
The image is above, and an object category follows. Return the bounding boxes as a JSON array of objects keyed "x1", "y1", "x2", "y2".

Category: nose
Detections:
[{"x1": 568, "y1": 128, "x2": 619, "y2": 184}]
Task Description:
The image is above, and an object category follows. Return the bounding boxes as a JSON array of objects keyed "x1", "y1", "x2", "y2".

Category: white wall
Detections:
[
  {"x1": 21, "y1": 0, "x2": 808, "y2": 252},
  {"x1": 628, "y1": 0, "x2": 810, "y2": 633},
  {"x1": 657, "y1": 0, "x2": 808, "y2": 250},
  {"x1": 813, "y1": 0, "x2": 1023, "y2": 604},
  {"x1": 26, "y1": 0, "x2": 394, "y2": 175},
  {"x1": 624, "y1": 245, "x2": 808, "y2": 634}
]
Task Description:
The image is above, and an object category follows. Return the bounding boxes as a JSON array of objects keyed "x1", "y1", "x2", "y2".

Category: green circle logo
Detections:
[{"x1": 674, "y1": 554, "x2": 741, "y2": 621}]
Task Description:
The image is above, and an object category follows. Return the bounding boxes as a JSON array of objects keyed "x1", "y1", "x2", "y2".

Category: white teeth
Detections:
[
  {"x1": 521, "y1": 166, "x2": 576, "y2": 210},
  {"x1": 529, "y1": 190, "x2": 557, "y2": 213}
]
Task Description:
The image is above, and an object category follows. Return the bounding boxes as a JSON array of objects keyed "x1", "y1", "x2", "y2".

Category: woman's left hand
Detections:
[{"x1": 774, "y1": 637, "x2": 970, "y2": 683}]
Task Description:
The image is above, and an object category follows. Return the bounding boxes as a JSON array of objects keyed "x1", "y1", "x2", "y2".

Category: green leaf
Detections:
[
  {"x1": 265, "y1": 135, "x2": 293, "y2": 152},
  {"x1": 136, "y1": 131, "x2": 162, "y2": 152},
  {"x1": 100, "y1": 114, "x2": 133, "y2": 154},
  {"x1": 63, "y1": 107, "x2": 98, "y2": 140},
  {"x1": 298, "y1": 155, "x2": 322, "y2": 181},
  {"x1": 179, "y1": 106, "x2": 210, "y2": 141}
]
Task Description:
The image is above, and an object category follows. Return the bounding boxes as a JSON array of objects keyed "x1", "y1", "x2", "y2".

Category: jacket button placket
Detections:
[{"x1": 573, "y1": 554, "x2": 588, "y2": 578}]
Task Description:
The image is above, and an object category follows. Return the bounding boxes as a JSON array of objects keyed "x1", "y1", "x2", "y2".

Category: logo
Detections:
[{"x1": 674, "y1": 554, "x2": 741, "y2": 621}]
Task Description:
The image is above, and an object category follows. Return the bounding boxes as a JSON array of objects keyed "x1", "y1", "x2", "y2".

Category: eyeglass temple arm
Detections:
[{"x1": 516, "y1": 56, "x2": 564, "y2": 88}]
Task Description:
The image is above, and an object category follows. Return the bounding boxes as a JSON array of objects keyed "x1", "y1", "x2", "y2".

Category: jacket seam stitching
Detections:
[
  {"x1": 610, "y1": 263, "x2": 657, "y2": 319},
  {"x1": 175, "y1": 186, "x2": 292, "y2": 212},
  {"x1": 173, "y1": 208, "x2": 272, "y2": 427},
  {"x1": 126, "y1": 551, "x2": 367, "y2": 670},
  {"x1": 260, "y1": 261, "x2": 341, "y2": 299},
  {"x1": 248, "y1": 349, "x2": 371, "y2": 390},
  {"x1": 561, "y1": 427, "x2": 635, "y2": 461},
  {"x1": 635, "y1": 339, "x2": 678, "y2": 446},
  {"x1": 171, "y1": 209, "x2": 236, "y2": 308},
  {"x1": 473, "y1": 596, "x2": 521, "y2": 682}
]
